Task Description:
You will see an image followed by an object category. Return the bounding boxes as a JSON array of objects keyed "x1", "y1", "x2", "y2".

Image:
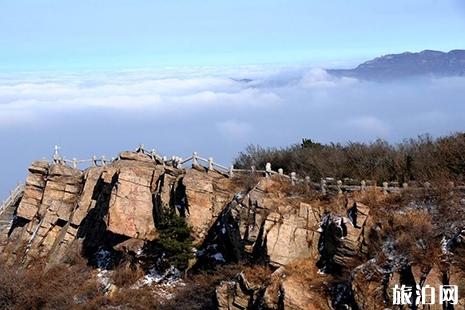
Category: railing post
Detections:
[
  {"x1": 72, "y1": 158, "x2": 77, "y2": 169},
  {"x1": 251, "y1": 165, "x2": 256, "y2": 174},
  {"x1": 278, "y1": 168, "x2": 283, "y2": 175},
  {"x1": 101, "y1": 155, "x2": 106, "y2": 166},
  {"x1": 192, "y1": 152, "x2": 198, "y2": 166},
  {"x1": 208, "y1": 157, "x2": 213, "y2": 171},
  {"x1": 150, "y1": 149, "x2": 156, "y2": 161},
  {"x1": 178, "y1": 157, "x2": 183, "y2": 169},
  {"x1": 291, "y1": 172, "x2": 296, "y2": 185},
  {"x1": 229, "y1": 165, "x2": 234, "y2": 177},
  {"x1": 320, "y1": 179, "x2": 327, "y2": 195},
  {"x1": 265, "y1": 162, "x2": 272, "y2": 178},
  {"x1": 337, "y1": 180, "x2": 343, "y2": 195},
  {"x1": 361, "y1": 180, "x2": 366, "y2": 192},
  {"x1": 383, "y1": 182, "x2": 388, "y2": 195},
  {"x1": 53, "y1": 145, "x2": 61, "y2": 164},
  {"x1": 305, "y1": 176, "x2": 310, "y2": 191},
  {"x1": 92, "y1": 155, "x2": 97, "y2": 166}
]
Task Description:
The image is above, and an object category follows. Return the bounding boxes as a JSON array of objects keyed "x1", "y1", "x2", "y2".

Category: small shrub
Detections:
[{"x1": 155, "y1": 209, "x2": 194, "y2": 271}]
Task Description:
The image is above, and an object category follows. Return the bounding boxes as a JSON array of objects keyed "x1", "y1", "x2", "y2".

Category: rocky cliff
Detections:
[{"x1": 0, "y1": 150, "x2": 464, "y2": 309}]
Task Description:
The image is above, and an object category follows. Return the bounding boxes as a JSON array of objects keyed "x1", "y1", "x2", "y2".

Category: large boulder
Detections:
[
  {"x1": 106, "y1": 165, "x2": 161, "y2": 240},
  {"x1": 264, "y1": 202, "x2": 321, "y2": 266},
  {"x1": 183, "y1": 168, "x2": 238, "y2": 245}
]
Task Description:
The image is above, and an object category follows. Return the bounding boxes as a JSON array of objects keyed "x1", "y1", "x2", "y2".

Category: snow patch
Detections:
[
  {"x1": 211, "y1": 252, "x2": 225, "y2": 262},
  {"x1": 142, "y1": 266, "x2": 181, "y2": 287},
  {"x1": 96, "y1": 269, "x2": 112, "y2": 292}
]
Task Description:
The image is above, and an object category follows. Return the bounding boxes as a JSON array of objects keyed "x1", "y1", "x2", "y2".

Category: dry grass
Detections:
[
  {"x1": 0, "y1": 255, "x2": 259, "y2": 310},
  {"x1": 0, "y1": 259, "x2": 99, "y2": 310},
  {"x1": 285, "y1": 259, "x2": 326, "y2": 285},
  {"x1": 88, "y1": 287, "x2": 161, "y2": 310},
  {"x1": 282, "y1": 259, "x2": 331, "y2": 307},
  {"x1": 161, "y1": 264, "x2": 243, "y2": 310},
  {"x1": 241, "y1": 264, "x2": 273, "y2": 286},
  {"x1": 367, "y1": 193, "x2": 443, "y2": 269},
  {"x1": 110, "y1": 263, "x2": 144, "y2": 288}
]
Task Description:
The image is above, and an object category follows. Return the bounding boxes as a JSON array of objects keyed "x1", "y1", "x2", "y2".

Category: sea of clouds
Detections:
[{"x1": 1, "y1": 66, "x2": 465, "y2": 197}]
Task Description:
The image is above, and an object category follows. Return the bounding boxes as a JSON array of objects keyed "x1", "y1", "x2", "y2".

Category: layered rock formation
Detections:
[{"x1": 0, "y1": 151, "x2": 240, "y2": 267}]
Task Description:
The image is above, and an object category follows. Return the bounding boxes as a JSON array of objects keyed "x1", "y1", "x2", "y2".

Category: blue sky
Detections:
[{"x1": 1, "y1": 0, "x2": 465, "y2": 70}]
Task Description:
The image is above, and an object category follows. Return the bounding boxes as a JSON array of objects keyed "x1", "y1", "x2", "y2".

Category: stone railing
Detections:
[
  {"x1": 46, "y1": 145, "x2": 459, "y2": 194},
  {"x1": 51, "y1": 145, "x2": 114, "y2": 168},
  {"x1": 0, "y1": 182, "x2": 25, "y2": 216},
  {"x1": 179, "y1": 152, "x2": 232, "y2": 175}
]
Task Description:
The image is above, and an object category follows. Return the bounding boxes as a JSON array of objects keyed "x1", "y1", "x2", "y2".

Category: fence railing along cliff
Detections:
[
  {"x1": 0, "y1": 182, "x2": 25, "y2": 217},
  {"x1": 37, "y1": 144, "x2": 463, "y2": 194}
]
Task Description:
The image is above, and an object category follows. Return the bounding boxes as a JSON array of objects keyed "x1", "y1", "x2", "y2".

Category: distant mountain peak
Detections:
[{"x1": 328, "y1": 49, "x2": 465, "y2": 80}]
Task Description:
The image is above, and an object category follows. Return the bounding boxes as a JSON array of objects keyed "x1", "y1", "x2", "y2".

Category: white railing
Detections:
[
  {"x1": 0, "y1": 183, "x2": 25, "y2": 216},
  {"x1": 44, "y1": 145, "x2": 460, "y2": 194},
  {"x1": 48, "y1": 144, "x2": 164, "y2": 169}
]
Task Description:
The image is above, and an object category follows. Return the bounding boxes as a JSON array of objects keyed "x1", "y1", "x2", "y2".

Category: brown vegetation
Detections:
[
  {"x1": 235, "y1": 133, "x2": 465, "y2": 184},
  {"x1": 0, "y1": 260, "x2": 99, "y2": 310},
  {"x1": 110, "y1": 263, "x2": 144, "y2": 288},
  {"x1": 0, "y1": 259, "x2": 255, "y2": 310},
  {"x1": 365, "y1": 187, "x2": 465, "y2": 272},
  {"x1": 161, "y1": 264, "x2": 243, "y2": 310}
]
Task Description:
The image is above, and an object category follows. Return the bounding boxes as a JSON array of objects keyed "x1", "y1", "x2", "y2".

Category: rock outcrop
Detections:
[
  {"x1": 216, "y1": 273, "x2": 258, "y2": 310},
  {"x1": 215, "y1": 266, "x2": 332, "y2": 310},
  {"x1": 2, "y1": 150, "x2": 464, "y2": 310},
  {"x1": 199, "y1": 178, "x2": 327, "y2": 267},
  {"x1": 0, "y1": 152, "x2": 240, "y2": 266}
]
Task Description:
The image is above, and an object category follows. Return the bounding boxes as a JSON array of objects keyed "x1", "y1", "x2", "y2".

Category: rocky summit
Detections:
[{"x1": 0, "y1": 150, "x2": 464, "y2": 309}]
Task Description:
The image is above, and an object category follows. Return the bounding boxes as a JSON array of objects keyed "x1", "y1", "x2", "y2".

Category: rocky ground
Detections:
[{"x1": 0, "y1": 150, "x2": 464, "y2": 309}]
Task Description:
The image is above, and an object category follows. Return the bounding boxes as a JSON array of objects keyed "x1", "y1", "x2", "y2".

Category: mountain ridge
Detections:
[{"x1": 328, "y1": 49, "x2": 465, "y2": 80}]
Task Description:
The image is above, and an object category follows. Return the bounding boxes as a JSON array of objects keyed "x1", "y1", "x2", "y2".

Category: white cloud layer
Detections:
[
  {"x1": 1, "y1": 66, "x2": 465, "y2": 197},
  {"x1": 1, "y1": 67, "x2": 465, "y2": 139}
]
